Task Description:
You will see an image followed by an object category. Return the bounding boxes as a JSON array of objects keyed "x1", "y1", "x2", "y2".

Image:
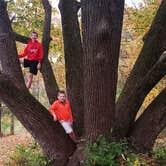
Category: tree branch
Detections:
[
  {"x1": 114, "y1": 51, "x2": 166, "y2": 138},
  {"x1": 0, "y1": 73, "x2": 75, "y2": 164},
  {"x1": 59, "y1": 0, "x2": 84, "y2": 136},
  {"x1": 13, "y1": 32, "x2": 29, "y2": 44},
  {"x1": 74, "y1": 0, "x2": 81, "y2": 13},
  {"x1": 40, "y1": 0, "x2": 59, "y2": 104},
  {"x1": 129, "y1": 87, "x2": 166, "y2": 153},
  {"x1": 115, "y1": 0, "x2": 166, "y2": 139}
]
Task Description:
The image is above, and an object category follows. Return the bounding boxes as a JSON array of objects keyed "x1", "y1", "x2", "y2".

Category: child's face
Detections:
[
  {"x1": 30, "y1": 33, "x2": 38, "y2": 41},
  {"x1": 57, "y1": 93, "x2": 66, "y2": 103}
]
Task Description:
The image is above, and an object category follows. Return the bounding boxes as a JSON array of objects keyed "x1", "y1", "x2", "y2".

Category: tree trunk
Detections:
[
  {"x1": 0, "y1": 2, "x2": 75, "y2": 164},
  {"x1": 0, "y1": 1, "x2": 25, "y2": 89},
  {"x1": 82, "y1": 0, "x2": 124, "y2": 140},
  {"x1": 41, "y1": 0, "x2": 59, "y2": 104},
  {"x1": 10, "y1": 113, "x2": 14, "y2": 135},
  {"x1": 129, "y1": 88, "x2": 166, "y2": 153},
  {"x1": 0, "y1": 74, "x2": 75, "y2": 165},
  {"x1": 59, "y1": 0, "x2": 84, "y2": 136},
  {"x1": 115, "y1": 0, "x2": 166, "y2": 138}
]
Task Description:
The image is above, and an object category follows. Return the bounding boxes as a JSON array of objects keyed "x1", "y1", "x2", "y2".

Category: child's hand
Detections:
[{"x1": 53, "y1": 114, "x2": 57, "y2": 121}]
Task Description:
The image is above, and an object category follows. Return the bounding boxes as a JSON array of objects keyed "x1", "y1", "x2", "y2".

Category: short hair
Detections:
[
  {"x1": 31, "y1": 31, "x2": 38, "y2": 37},
  {"x1": 58, "y1": 90, "x2": 66, "y2": 96}
]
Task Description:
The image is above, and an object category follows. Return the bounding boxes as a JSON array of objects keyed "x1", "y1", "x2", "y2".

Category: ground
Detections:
[
  {"x1": 0, "y1": 133, "x2": 32, "y2": 165},
  {"x1": 0, "y1": 133, "x2": 165, "y2": 166}
]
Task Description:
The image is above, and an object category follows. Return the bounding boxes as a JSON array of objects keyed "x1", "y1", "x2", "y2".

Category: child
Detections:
[
  {"x1": 18, "y1": 31, "x2": 44, "y2": 89},
  {"x1": 49, "y1": 90, "x2": 80, "y2": 144}
]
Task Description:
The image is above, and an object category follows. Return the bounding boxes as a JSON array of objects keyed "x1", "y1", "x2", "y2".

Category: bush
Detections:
[
  {"x1": 85, "y1": 136, "x2": 149, "y2": 166},
  {"x1": 85, "y1": 136, "x2": 125, "y2": 166},
  {"x1": 6, "y1": 142, "x2": 51, "y2": 166},
  {"x1": 153, "y1": 146, "x2": 166, "y2": 166}
]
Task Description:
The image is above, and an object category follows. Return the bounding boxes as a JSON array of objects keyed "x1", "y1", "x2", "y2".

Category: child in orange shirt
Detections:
[{"x1": 49, "y1": 90, "x2": 80, "y2": 143}]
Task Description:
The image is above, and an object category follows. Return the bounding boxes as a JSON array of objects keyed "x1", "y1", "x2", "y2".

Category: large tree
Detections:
[{"x1": 0, "y1": 0, "x2": 166, "y2": 166}]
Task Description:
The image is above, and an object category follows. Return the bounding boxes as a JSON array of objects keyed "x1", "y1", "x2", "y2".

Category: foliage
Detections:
[
  {"x1": 2, "y1": 115, "x2": 11, "y2": 134},
  {"x1": 85, "y1": 136, "x2": 124, "y2": 166},
  {"x1": 122, "y1": 153, "x2": 148, "y2": 166},
  {"x1": 85, "y1": 136, "x2": 156, "y2": 166},
  {"x1": 8, "y1": 0, "x2": 44, "y2": 37},
  {"x1": 120, "y1": 0, "x2": 160, "y2": 82},
  {"x1": 153, "y1": 146, "x2": 166, "y2": 165},
  {"x1": 6, "y1": 142, "x2": 50, "y2": 166},
  {"x1": 8, "y1": 0, "x2": 63, "y2": 57}
]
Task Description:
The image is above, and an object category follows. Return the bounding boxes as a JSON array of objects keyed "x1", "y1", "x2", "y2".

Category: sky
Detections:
[{"x1": 125, "y1": 0, "x2": 144, "y2": 7}]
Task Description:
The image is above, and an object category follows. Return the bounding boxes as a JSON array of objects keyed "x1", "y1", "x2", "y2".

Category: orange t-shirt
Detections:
[{"x1": 49, "y1": 100, "x2": 73, "y2": 122}]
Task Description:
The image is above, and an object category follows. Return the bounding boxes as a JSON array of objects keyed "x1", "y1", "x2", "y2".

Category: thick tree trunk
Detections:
[
  {"x1": 41, "y1": 0, "x2": 59, "y2": 104},
  {"x1": 0, "y1": 2, "x2": 75, "y2": 164},
  {"x1": 129, "y1": 88, "x2": 166, "y2": 153},
  {"x1": 114, "y1": 52, "x2": 166, "y2": 138},
  {"x1": 0, "y1": 74, "x2": 75, "y2": 165},
  {"x1": 116, "y1": 0, "x2": 166, "y2": 138},
  {"x1": 82, "y1": 0, "x2": 124, "y2": 140},
  {"x1": 59, "y1": 0, "x2": 84, "y2": 136}
]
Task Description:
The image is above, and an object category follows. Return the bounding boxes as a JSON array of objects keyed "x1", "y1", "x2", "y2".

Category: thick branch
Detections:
[
  {"x1": 0, "y1": 73, "x2": 75, "y2": 164},
  {"x1": 13, "y1": 32, "x2": 29, "y2": 44},
  {"x1": 41, "y1": 0, "x2": 59, "y2": 104},
  {"x1": 116, "y1": 0, "x2": 166, "y2": 137},
  {"x1": 114, "y1": 52, "x2": 166, "y2": 138},
  {"x1": 129, "y1": 88, "x2": 166, "y2": 153},
  {"x1": 59, "y1": 0, "x2": 84, "y2": 136}
]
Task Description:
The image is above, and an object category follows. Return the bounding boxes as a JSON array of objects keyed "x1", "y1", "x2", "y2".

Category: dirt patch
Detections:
[{"x1": 0, "y1": 134, "x2": 32, "y2": 165}]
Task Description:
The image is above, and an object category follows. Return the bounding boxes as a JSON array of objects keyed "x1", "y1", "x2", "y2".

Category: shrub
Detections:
[
  {"x1": 153, "y1": 146, "x2": 166, "y2": 166},
  {"x1": 85, "y1": 136, "x2": 125, "y2": 166},
  {"x1": 6, "y1": 142, "x2": 51, "y2": 166},
  {"x1": 85, "y1": 136, "x2": 149, "y2": 166}
]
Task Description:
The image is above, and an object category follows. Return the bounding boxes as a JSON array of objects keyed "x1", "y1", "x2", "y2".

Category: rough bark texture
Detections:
[
  {"x1": 0, "y1": 2, "x2": 75, "y2": 164},
  {"x1": 114, "y1": 52, "x2": 166, "y2": 138},
  {"x1": 115, "y1": 0, "x2": 166, "y2": 138},
  {"x1": 0, "y1": 74, "x2": 75, "y2": 165},
  {"x1": 0, "y1": 1, "x2": 25, "y2": 88},
  {"x1": 82, "y1": 0, "x2": 124, "y2": 140},
  {"x1": 41, "y1": 0, "x2": 59, "y2": 104},
  {"x1": 59, "y1": 0, "x2": 84, "y2": 136},
  {"x1": 129, "y1": 88, "x2": 166, "y2": 153}
]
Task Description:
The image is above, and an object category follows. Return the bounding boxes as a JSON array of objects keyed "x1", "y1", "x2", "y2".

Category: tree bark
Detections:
[
  {"x1": 13, "y1": 32, "x2": 29, "y2": 44},
  {"x1": 41, "y1": 0, "x2": 59, "y2": 104},
  {"x1": 114, "y1": 52, "x2": 166, "y2": 138},
  {"x1": 10, "y1": 113, "x2": 14, "y2": 135},
  {"x1": 59, "y1": 0, "x2": 84, "y2": 136},
  {"x1": 0, "y1": 74, "x2": 75, "y2": 165},
  {"x1": 82, "y1": 0, "x2": 124, "y2": 140},
  {"x1": 0, "y1": 2, "x2": 75, "y2": 164},
  {"x1": 116, "y1": 0, "x2": 166, "y2": 138},
  {"x1": 129, "y1": 88, "x2": 166, "y2": 153},
  {"x1": 0, "y1": 1, "x2": 25, "y2": 89}
]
